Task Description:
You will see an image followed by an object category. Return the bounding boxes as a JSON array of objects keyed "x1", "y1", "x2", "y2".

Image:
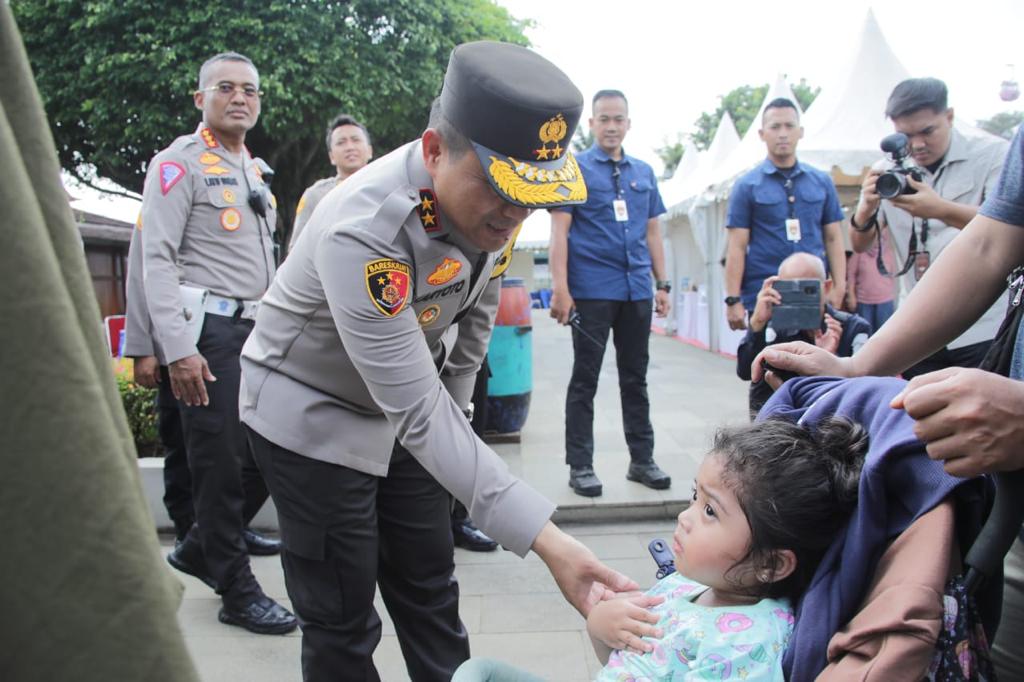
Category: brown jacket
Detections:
[{"x1": 818, "y1": 500, "x2": 956, "y2": 680}]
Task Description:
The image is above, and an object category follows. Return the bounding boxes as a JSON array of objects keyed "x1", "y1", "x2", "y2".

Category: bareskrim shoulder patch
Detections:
[
  {"x1": 159, "y1": 161, "x2": 186, "y2": 195},
  {"x1": 365, "y1": 259, "x2": 412, "y2": 317},
  {"x1": 416, "y1": 189, "x2": 441, "y2": 233}
]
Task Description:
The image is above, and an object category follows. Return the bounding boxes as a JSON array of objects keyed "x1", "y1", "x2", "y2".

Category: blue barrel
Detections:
[{"x1": 485, "y1": 278, "x2": 532, "y2": 434}]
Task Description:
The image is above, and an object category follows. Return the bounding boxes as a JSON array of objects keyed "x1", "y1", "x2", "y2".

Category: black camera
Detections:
[{"x1": 876, "y1": 132, "x2": 924, "y2": 199}]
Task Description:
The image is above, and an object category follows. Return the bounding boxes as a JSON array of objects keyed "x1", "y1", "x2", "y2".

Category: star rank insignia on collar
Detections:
[
  {"x1": 416, "y1": 189, "x2": 441, "y2": 233},
  {"x1": 200, "y1": 127, "x2": 219, "y2": 149},
  {"x1": 365, "y1": 258, "x2": 412, "y2": 317}
]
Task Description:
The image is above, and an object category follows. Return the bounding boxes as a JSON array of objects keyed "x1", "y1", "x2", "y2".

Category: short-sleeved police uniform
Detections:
[{"x1": 140, "y1": 123, "x2": 276, "y2": 605}]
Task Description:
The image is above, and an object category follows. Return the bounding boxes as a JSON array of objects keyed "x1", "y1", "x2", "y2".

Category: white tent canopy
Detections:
[{"x1": 662, "y1": 111, "x2": 740, "y2": 214}]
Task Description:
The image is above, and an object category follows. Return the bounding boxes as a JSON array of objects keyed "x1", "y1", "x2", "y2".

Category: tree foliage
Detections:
[
  {"x1": 976, "y1": 111, "x2": 1024, "y2": 140},
  {"x1": 690, "y1": 78, "x2": 820, "y2": 152},
  {"x1": 12, "y1": 0, "x2": 531, "y2": 236},
  {"x1": 654, "y1": 132, "x2": 687, "y2": 180}
]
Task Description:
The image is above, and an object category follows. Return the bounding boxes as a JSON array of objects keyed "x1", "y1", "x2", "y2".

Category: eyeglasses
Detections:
[{"x1": 197, "y1": 82, "x2": 263, "y2": 99}]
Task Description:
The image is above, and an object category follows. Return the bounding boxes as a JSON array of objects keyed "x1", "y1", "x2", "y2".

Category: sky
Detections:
[{"x1": 499, "y1": 0, "x2": 1024, "y2": 242}]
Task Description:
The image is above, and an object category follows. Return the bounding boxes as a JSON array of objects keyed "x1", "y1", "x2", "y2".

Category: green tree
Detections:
[
  {"x1": 691, "y1": 78, "x2": 819, "y2": 151},
  {"x1": 655, "y1": 132, "x2": 687, "y2": 180},
  {"x1": 12, "y1": 0, "x2": 531, "y2": 241},
  {"x1": 977, "y1": 111, "x2": 1024, "y2": 140}
]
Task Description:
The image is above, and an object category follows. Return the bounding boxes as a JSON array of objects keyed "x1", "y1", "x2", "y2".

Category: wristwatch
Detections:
[
  {"x1": 724, "y1": 295, "x2": 742, "y2": 306},
  {"x1": 656, "y1": 280, "x2": 671, "y2": 293}
]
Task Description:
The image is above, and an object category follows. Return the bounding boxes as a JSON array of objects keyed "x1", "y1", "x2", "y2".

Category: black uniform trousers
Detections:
[
  {"x1": 158, "y1": 362, "x2": 271, "y2": 538},
  {"x1": 156, "y1": 365, "x2": 193, "y2": 536},
  {"x1": 565, "y1": 298, "x2": 655, "y2": 468},
  {"x1": 246, "y1": 427, "x2": 468, "y2": 682},
  {"x1": 178, "y1": 313, "x2": 268, "y2": 605}
]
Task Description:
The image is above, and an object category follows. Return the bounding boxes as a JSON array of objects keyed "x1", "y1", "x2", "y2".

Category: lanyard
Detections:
[
  {"x1": 611, "y1": 160, "x2": 624, "y2": 198},
  {"x1": 780, "y1": 168, "x2": 797, "y2": 219}
]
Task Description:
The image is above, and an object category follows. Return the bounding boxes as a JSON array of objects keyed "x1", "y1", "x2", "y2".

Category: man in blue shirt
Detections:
[
  {"x1": 549, "y1": 89, "x2": 671, "y2": 497},
  {"x1": 724, "y1": 98, "x2": 846, "y2": 331}
]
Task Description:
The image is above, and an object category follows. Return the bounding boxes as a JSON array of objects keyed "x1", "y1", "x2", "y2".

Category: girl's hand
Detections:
[{"x1": 585, "y1": 593, "x2": 664, "y2": 654}]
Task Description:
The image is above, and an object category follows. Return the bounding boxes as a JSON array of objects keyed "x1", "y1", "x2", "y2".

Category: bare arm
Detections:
[
  {"x1": 823, "y1": 220, "x2": 846, "y2": 307},
  {"x1": 647, "y1": 217, "x2": 671, "y2": 317},
  {"x1": 549, "y1": 211, "x2": 574, "y2": 324},
  {"x1": 724, "y1": 227, "x2": 750, "y2": 329}
]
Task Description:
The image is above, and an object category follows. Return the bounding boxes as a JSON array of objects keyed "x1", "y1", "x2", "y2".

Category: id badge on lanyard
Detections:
[{"x1": 611, "y1": 161, "x2": 628, "y2": 222}]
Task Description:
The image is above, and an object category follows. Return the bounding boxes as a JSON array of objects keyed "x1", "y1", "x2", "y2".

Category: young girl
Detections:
[
  {"x1": 588, "y1": 416, "x2": 866, "y2": 680},
  {"x1": 452, "y1": 416, "x2": 867, "y2": 682}
]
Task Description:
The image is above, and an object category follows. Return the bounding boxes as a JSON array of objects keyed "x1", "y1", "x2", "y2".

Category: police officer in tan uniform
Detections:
[
  {"x1": 240, "y1": 41, "x2": 642, "y2": 681},
  {"x1": 140, "y1": 51, "x2": 295, "y2": 635},
  {"x1": 125, "y1": 223, "x2": 283, "y2": 554},
  {"x1": 289, "y1": 113, "x2": 374, "y2": 249}
]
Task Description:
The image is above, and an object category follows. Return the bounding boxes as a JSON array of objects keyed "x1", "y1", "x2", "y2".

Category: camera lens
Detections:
[{"x1": 876, "y1": 171, "x2": 905, "y2": 200}]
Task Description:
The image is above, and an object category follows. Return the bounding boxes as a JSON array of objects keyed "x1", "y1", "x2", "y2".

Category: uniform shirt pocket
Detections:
[
  {"x1": 206, "y1": 184, "x2": 242, "y2": 208},
  {"x1": 941, "y1": 177, "x2": 976, "y2": 204}
]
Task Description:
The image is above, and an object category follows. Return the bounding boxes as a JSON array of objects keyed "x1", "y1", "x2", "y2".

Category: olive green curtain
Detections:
[{"x1": 0, "y1": 5, "x2": 198, "y2": 680}]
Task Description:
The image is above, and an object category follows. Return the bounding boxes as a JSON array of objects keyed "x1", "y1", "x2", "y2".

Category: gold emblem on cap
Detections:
[
  {"x1": 488, "y1": 154, "x2": 587, "y2": 206},
  {"x1": 534, "y1": 114, "x2": 568, "y2": 161}
]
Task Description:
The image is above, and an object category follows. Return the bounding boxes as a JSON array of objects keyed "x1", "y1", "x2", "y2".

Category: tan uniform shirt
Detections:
[
  {"x1": 290, "y1": 176, "x2": 340, "y2": 249},
  {"x1": 140, "y1": 124, "x2": 277, "y2": 363},
  {"x1": 123, "y1": 221, "x2": 166, "y2": 363},
  {"x1": 879, "y1": 128, "x2": 1009, "y2": 349},
  {"x1": 240, "y1": 141, "x2": 551, "y2": 556}
]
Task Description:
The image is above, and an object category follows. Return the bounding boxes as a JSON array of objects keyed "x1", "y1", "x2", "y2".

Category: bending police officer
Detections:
[{"x1": 240, "y1": 42, "x2": 642, "y2": 680}]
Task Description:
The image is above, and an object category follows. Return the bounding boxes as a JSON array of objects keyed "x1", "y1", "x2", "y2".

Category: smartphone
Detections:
[{"x1": 770, "y1": 279, "x2": 821, "y2": 331}]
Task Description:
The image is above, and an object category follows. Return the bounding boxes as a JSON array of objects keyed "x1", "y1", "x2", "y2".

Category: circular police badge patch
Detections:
[
  {"x1": 417, "y1": 305, "x2": 441, "y2": 327},
  {"x1": 220, "y1": 208, "x2": 242, "y2": 232},
  {"x1": 222, "y1": 188, "x2": 236, "y2": 204}
]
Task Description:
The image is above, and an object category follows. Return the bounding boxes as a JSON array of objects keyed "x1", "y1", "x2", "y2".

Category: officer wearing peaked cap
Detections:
[
  {"x1": 140, "y1": 51, "x2": 295, "y2": 635},
  {"x1": 240, "y1": 41, "x2": 642, "y2": 680}
]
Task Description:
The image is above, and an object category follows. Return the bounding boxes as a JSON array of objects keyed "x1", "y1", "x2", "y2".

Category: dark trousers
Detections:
[
  {"x1": 565, "y1": 298, "x2": 655, "y2": 467},
  {"x1": 156, "y1": 365, "x2": 193, "y2": 536},
  {"x1": 247, "y1": 427, "x2": 468, "y2": 682},
  {"x1": 902, "y1": 340, "x2": 992, "y2": 380},
  {"x1": 178, "y1": 314, "x2": 268, "y2": 604}
]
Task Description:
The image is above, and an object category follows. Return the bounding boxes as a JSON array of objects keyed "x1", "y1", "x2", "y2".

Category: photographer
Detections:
[
  {"x1": 849, "y1": 77, "x2": 1008, "y2": 378},
  {"x1": 737, "y1": 252, "x2": 870, "y2": 417}
]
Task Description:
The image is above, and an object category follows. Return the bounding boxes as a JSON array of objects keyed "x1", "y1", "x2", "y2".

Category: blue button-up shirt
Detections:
[
  {"x1": 727, "y1": 158, "x2": 843, "y2": 308},
  {"x1": 553, "y1": 145, "x2": 666, "y2": 301}
]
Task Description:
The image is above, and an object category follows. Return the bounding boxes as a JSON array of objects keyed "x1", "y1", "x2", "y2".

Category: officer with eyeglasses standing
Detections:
[{"x1": 140, "y1": 51, "x2": 296, "y2": 634}]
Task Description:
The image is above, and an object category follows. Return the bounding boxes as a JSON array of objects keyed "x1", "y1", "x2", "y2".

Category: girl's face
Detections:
[{"x1": 673, "y1": 454, "x2": 759, "y2": 604}]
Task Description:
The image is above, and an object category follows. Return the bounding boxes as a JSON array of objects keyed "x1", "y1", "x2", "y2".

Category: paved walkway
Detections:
[{"x1": 173, "y1": 310, "x2": 750, "y2": 681}]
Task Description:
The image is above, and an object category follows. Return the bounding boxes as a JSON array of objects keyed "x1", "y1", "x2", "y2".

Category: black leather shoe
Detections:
[
  {"x1": 452, "y1": 519, "x2": 498, "y2": 552},
  {"x1": 627, "y1": 460, "x2": 672, "y2": 490},
  {"x1": 569, "y1": 466, "x2": 603, "y2": 497},
  {"x1": 243, "y1": 527, "x2": 282, "y2": 556},
  {"x1": 218, "y1": 594, "x2": 298, "y2": 635},
  {"x1": 166, "y1": 535, "x2": 216, "y2": 589}
]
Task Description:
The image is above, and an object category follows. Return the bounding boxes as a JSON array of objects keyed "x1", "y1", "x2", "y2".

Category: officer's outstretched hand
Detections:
[
  {"x1": 751, "y1": 341, "x2": 855, "y2": 389},
  {"x1": 532, "y1": 521, "x2": 640, "y2": 617},
  {"x1": 170, "y1": 353, "x2": 217, "y2": 407},
  {"x1": 550, "y1": 289, "x2": 574, "y2": 325}
]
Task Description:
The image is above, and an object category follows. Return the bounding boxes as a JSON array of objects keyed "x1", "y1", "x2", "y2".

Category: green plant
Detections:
[{"x1": 116, "y1": 374, "x2": 160, "y2": 456}]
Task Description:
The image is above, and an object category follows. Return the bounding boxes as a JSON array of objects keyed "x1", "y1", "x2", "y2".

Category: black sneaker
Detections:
[
  {"x1": 569, "y1": 466, "x2": 603, "y2": 497},
  {"x1": 626, "y1": 460, "x2": 671, "y2": 490}
]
